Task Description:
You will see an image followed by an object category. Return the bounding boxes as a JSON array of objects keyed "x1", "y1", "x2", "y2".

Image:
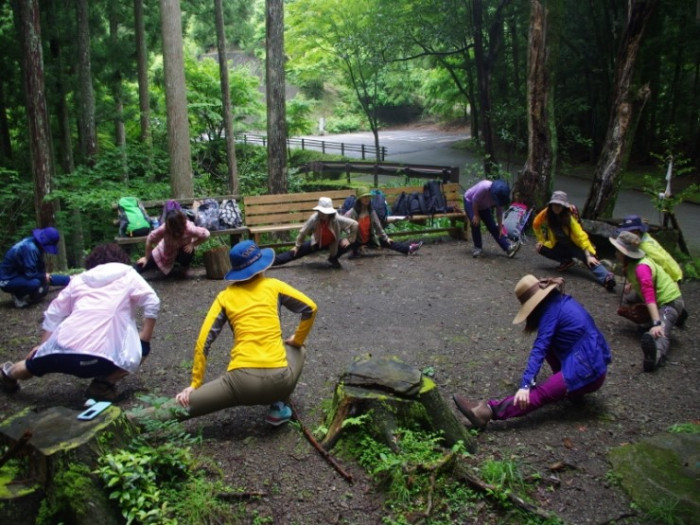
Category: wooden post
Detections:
[{"x1": 203, "y1": 245, "x2": 231, "y2": 280}]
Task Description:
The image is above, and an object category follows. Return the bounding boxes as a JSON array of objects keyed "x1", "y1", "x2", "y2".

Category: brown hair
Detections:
[
  {"x1": 165, "y1": 209, "x2": 187, "y2": 238},
  {"x1": 85, "y1": 243, "x2": 131, "y2": 270}
]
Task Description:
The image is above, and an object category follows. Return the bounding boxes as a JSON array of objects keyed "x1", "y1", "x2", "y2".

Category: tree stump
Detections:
[
  {"x1": 320, "y1": 355, "x2": 476, "y2": 453},
  {"x1": 203, "y1": 244, "x2": 231, "y2": 279},
  {"x1": 0, "y1": 405, "x2": 134, "y2": 524}
]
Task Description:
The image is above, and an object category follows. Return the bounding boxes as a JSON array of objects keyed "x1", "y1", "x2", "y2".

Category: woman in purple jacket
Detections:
[
  {"x1": 453, "y1": 274, "x2": 611, "y2": 430},
  {"x1": 463, "y1": 179, "x2": 520, "y2": 258}
]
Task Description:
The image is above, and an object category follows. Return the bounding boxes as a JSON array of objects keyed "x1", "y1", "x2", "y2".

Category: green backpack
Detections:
[{"x1": 117, "y1": 197, "x2": 152, "y2": 237}]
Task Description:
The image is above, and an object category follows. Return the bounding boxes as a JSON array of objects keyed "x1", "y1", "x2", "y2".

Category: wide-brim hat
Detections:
[
  {"x1": 512, "y1": 274, "x2": 563, "y2": 324},
  {"x1": 356, "y1": 187, "x2": 372, "y2": 199},
  {"x1": 224, "y1": 240, "x2": 275, "y2": 282},
  {"x1": 32, "y1": 227, "x2": 60, "y2": 255},
  {"x1": 548, "y1": 191, "x2": 570, "y2": 208},
  {"x1": 618, "y1": 214, "x2": 648, "y2": 233},
  {"x1": 313, "y1": 197, "x2": 337, "y2": 215},
  {"x1": 609, "y1": 231, "x2": 645, "y2": 259}
]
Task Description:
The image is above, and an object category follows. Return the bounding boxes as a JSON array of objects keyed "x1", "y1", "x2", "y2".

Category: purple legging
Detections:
[{"x1": 488, "y1": 359, "x2": 606, "y2": 420}]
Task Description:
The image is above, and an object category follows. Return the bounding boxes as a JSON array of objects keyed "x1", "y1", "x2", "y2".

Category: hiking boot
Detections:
[
  {"x1": 1, "y1": 362, "x2": 19, "y2": 394},
  {"x1": 676, "y1": 308, "x2": 688, "y2": 328},
  {"x1": 472, "y1": 248, "x2": 482, "y2": 258},
  {"x1": 408, "y1": 241, "x2": 423, "y2": 255},
  {"x1": 85, "y1": 379, "x2": 119, "y2": 402},
  {"x1": 506, "y1": 241, "x2": 521, "y2": 258},
  {"x1": 12, "y1": 295, "x2": 29, "y2": 308},
  {"x1": 604, "y1": 274, "x2": 617, "y2": 292},
  {"x1": 641, "y1": 333, "x2": 659, "y2": 372},
  {"x1": 556, "y1": 260, "x2": 575, "y2": 272},
  {"x1": 453, "y1": 394, "x2": 492, "y2": 430},
  {"x1": 265, "y1": 401, "x2": 292, "y2": 426},
  {"x1": 327, "y1": 257, "x2": 342, "y2": 269}
]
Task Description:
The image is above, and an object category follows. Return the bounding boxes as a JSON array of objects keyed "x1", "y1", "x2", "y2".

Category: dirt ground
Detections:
[{"x1": 1, "y1": 236, "x2": 697, "y2": 524}]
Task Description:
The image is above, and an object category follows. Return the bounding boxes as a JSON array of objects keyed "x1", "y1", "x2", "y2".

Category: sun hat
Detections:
[
  {"x1": 489, "y1": 179, "x2": 510, "y2": 207},
  {"x1": 618, "y1": 214, "x2": 649, "y2": 233},
  {"x1": 548, "y1": 191, "x2": 570, "y2": 207},
  {"x1": 313, "y1": 197, "x2": 337, "y2": 215},
  {"x1": 356, "y1": 187, "x2": 372, "y2": 199},
  {"x1": 609, "y1": 231, "x2": 645, "y2": 259},
  {"x1": 224, "y1": 240, "x2": 275, "y2": 282},
  {"x1": 512, "y1": 274, "x2": 564, "y2": 324},
  {"x1": 32, "y1": 227, "x2": 60, "y2": 255}
]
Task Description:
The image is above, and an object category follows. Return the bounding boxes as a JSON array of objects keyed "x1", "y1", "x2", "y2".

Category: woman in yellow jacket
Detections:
[{"x1": 533, "y1": 191, "x2": 616, "y2": 291}]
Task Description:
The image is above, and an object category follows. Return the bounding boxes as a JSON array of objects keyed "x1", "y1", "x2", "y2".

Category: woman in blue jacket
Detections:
[{"x1": 453, "y1": 274, "x2": 611, "y2": 429}]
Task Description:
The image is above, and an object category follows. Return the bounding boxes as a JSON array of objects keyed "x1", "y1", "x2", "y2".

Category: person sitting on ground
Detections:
[
  {"x1": 533, "y1": 191, "x2": 616, "y2": 291},
  {"x1": 453, "y1": 274, "x2": 611, "y2": 430},
  {"x1": 0, "y1": 227, "x2": 70, "y2": 308},
  {"x1": 609, "y1": 231, "x2": 685, "y2": 372},
  {"x1": 1, "y1": 243, "x2": 159, "y2": 401},
  {"x1": 135, "y1": 201, "x2": 210, "y2": 278},
  {"x1": 343, "y1": 187, "x2": 423, "y2": 257},
  {"x1": 273, "y1": 197, "x2": 358, "y2": 269},
  {"x1": 172, "y1": 241, "x2": 317, "y2": 426},
  {"x1": 463, "y1": 178, "x2": 520, "y2": 259}
]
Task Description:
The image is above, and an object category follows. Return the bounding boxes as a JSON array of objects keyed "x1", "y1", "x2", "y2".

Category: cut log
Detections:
[
  {"x1": 320, "y1": 355, "x2": 476, "y2": 453},
  {"x1": 203, "y1": 244, "x2": 231, "y2": 279}
]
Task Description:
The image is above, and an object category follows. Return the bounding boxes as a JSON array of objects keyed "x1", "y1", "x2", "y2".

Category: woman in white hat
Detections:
[
  {"x1": 533, "y1": 191, "x2": 616, "y2": 291},
  {"x1": 273, "y1": 197, "x2": 358, "y2": 269},
  {"x1": 610, "y1": 231, "x2": 684, "y2": 372},
  {"x1": 174, "y1": 241, "x2": 317, "y2": 426},
  {"x1": 452, "y1": 274, "x2": 611, "y2": 430}
]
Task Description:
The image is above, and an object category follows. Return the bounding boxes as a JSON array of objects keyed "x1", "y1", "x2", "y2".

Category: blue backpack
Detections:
[
  {"x1": 339, "y1": 194, "x2": 357, "y2": 215},
  {"x1": 423, "y1": 180, "x2": 448, "y2": 214},
  {"x1": 370, "y1": 189, "x2": 389, "y2": 226}
]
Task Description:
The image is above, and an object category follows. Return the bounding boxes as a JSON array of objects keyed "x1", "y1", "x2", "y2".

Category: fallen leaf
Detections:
[{"x1": 562, "y1": 437, "x2": 575, "y2": 449}]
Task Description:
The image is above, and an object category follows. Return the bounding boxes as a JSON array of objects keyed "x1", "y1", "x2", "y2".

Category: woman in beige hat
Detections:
[
  {"x1": 452, "y1": 274, "x2": 611, "y2": 430},
  {"x1": 610, "y1": 231, "x2": 685, "y2": 372},
  {"x1": 532, "y1": 191, "x2": 616, "y2": 291}
]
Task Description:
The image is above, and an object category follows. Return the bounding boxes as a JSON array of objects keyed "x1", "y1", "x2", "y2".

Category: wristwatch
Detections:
[{"x1": 652, "y1": 320, "x2": 662, "y2": 327}]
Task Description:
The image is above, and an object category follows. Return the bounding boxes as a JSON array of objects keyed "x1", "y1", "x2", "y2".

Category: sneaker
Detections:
[
  {"x1": 472, "y1": 248, "x2": 483, "y2": 258},
  {"x1": 327, "y1": 257, "x2": 342, "y2": 269},
  {"x1": 265, "y1": 401, "x2": 292, "y2": 426},
  {"x1": 85, "y1": 379, "x2": 119, "y2": 402},
  {"x1": 12, "y1": 295, "x2": 29, "y2": 308},
  {"x1": 506, "y1": 241, "x2": 521, "y2": 258},
  {"x1": 604, "y1": 274, "x2": 617, "y2": 292},
  {"x1": 408, "y1": 241, "x2": 423, "y2": 255},
  {"x1": 1, "y1": 362, "x2": 19, "y2": 394},
  {"x1": 556, "y1": 260, "x2": 575, "y2": 272},
  {"x1": 640, "y1": 333, "x2": 659, "y2": 372}
]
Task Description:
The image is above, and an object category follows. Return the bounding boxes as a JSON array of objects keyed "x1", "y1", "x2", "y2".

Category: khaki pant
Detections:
[{"x1": 187, "y1": 344, "x2": 306, "y2": 418}]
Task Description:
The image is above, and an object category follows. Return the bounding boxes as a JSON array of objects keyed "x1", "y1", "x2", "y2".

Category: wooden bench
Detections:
[
  {"x1": 243, "y1": 183, "x2": 467, "y2": 248},
  {"x1": 113, "y1": 195, "x2": 249, "y2": 247}
]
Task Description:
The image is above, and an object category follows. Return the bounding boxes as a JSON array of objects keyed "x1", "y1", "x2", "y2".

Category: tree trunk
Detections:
[
  {"x1": 109, "y1": 6, "x2": 128, "y2": 182},
  {"x1": 266, "y1": 0, "x2": 287, "y2": 195},
  {"x1": 472, "y1": 0, "x2": 496, "y2": 173},
  {"x1": 582, "y1": 0, "x2": 659, "y2": 219},
  {"x1": 160, "y1": 0, "x2": 194, "y2": 199},
  {"x1": 134, "y1": 0, "x2": 152, "y2": 149},
  {"x1": 214, "y1": 0, "x2": 239, "y2": 195},
  {"x1": 514, "y1": 0, "x2": 561, "y2": 209},
  {"x1": 75, "y1": 0, "x2": 97, "y2": 165},
  {"x1": 0, "y1": 81, "x2": 12, "y2": 160}
]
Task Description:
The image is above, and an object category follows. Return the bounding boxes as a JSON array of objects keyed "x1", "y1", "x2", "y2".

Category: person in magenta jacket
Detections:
[{"x1": 453, "y1": 274, "x2": 611, "y2": 430}]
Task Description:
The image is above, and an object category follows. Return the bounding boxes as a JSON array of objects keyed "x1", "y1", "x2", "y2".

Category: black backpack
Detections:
[
  {"x1": 423, "y1": 180, "x2": 448, "y2": 214},
  {"x1": 392, "y1": 192, "x2": 410, "y2": 216},
  {"x1": 408, "y1": 192, "x2": 427, "y2": 215}
]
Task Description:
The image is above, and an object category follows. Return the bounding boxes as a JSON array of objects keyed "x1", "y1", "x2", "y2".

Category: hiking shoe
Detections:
[
  {"x1": 676, "y1": 308, "x2": 688, "y2": 328},
  {"x1": 12, "y1": 295, "x2": 29, "y2": 308},
  {"x1": 641, "y1": 333, "x2": 659, "y2": 372},
  {"x1": 472, "y1": 248, "x2": 482, "y2": 258},
  {"x1": 1, "y1": 362, "x2": 19, "y2": 394},
  {"x1": 85, "y1": 379, "x2": 119, "y2": 402},
  {"x1": 506, "y1": 241, "x2": 521, "y2": 258},
  {"x1": 604, "y1": 274, "x2": 617, "y2": 292},
  {"x1": 556, "y1": 260, "x2": 575, "y2": 272},
  {"x1": 327, "y1": 257, "x2": 342, "y2": 269},
  {"x1": 265, "y1": 401, "x2": 292, "y2": 426},
  {"x1": 408, "y1": 241, "x2": 423, "y2": 255},
  {"x1": 452, "y1": 394, "x2": 492, "y2": 430}
]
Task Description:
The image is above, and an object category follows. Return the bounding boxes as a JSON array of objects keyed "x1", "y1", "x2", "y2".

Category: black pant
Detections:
[
  {"x1": 351, "y1": 238, "x2": 412, "y2": 255},
  {"x1": 273, "y1": 241, "x2": 350, "y2": 266}
]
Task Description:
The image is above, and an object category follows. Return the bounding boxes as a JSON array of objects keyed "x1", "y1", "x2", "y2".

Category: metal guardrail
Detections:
[
  {"x1": 236, "y1": 134, "x2": 386, "y2": 161},
  {"x1": 299, "y1": 161, "x2": 460, "y2": 185}
]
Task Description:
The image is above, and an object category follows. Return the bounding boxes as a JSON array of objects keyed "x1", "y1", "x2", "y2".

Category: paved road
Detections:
[{"x1": 297, "y1": 130, "x2": 700, "y2": 256}]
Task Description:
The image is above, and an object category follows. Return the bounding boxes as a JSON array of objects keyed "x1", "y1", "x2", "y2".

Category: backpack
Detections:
[
  {"x1": 195, "y1": 198, "x2": 221, "y2": 230},
  {"x1": 159, "y1": 199, "x2": 182, "y2": 226},
  {"x1": 117, "y1": 197, "x2": 152, "y2": 237},
  {"x1": 408, "y1": 191, "x2": 427, "y2": 215},
  {"x1": 370, "y1": 189, "x2": 389, "y2": 226},
  {"x1": 392, "y1": 192, "x2": 410, "y2": 216},
  {"x1": 219, "y1": 198, "x2": 243, "y2": 228},
  {"x1": 423, "y1": 180, "x2": 448, "y2": 214},
  {"x1": 339, "y1": 195, "x2": 357, "y2": 215},
  {"x1": 501, "y1": 202, "x2": 533, "y2": 243}
]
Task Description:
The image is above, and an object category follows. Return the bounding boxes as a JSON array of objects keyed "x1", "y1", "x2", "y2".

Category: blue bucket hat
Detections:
[
  {"x1": 489, "y1": 179, "x2": 510, "y2": 207},
  {"x1": 224, "y1": 240, "x2": 275, "y2": 282},
  {"x1": 618, "y1": 214, "x2": 648, "y2": 233},
  {"x1": 32, "y1": 227, "x2": 60, "y2": 255}
]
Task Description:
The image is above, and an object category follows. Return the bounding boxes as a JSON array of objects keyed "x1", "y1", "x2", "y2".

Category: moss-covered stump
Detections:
[
  {"x1": 320, "y1": 355, "x2": 476, "y2": 453},
  {"x1": 608, "y1": 430, "x2": 699, "y2": 523},
  {"x1": 203, "y1": 244, "x2": 231, "y2": 279},
  {"x1": 0, "y1": 405, "x2": 134, "y2": 524}
]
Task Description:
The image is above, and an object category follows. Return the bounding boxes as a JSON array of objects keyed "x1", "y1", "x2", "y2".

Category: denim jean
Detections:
[{"x1": 464, "y1": 198, "x2": 509, "y2": 252}]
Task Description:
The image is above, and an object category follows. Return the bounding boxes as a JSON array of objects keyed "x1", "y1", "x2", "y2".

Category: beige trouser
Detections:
[{"x1": 187, "y1": 344, "x2": 306, "y2": 418}]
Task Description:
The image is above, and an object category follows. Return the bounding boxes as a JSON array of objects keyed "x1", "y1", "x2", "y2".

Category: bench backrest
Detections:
[
  {"x1": 243, "y1": 189, "x2": 352, "y2": 227},
  {"x1": 382, "y1": 182, "x2": 464, "y2": 211}
]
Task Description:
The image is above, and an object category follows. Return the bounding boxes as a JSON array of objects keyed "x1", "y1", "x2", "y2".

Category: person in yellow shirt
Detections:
[
  {"x1": 175, "y1": 241, "x2": 317, "y2": 426},
  {"x1": 533, "y1": 191, "x2": 616, "y2": 291}
]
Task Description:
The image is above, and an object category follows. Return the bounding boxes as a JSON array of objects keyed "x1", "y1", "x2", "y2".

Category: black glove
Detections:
[{"x1": 140, "y1": 339, "x2": 151, "y2": 357}]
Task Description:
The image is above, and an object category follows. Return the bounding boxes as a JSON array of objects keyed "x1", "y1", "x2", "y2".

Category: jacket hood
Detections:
[{"x1": 81, "y1": 262, "x2": 132, "y2": 288}]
